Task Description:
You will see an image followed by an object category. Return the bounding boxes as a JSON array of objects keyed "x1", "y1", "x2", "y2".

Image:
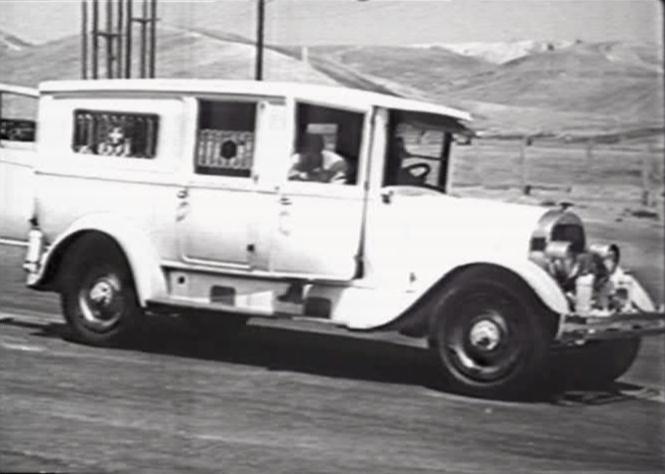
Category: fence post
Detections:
[
  {"x1": 641, "y1": 146, "x2": 652, "y2": 207},
  {"x1": 585, "y1": 138, "x2": 594, "y2": 179},
  {"x1": 473, "y1": 136, "x2": 480, "y2": 188},
  {"x1": 520, "y1": 136, "x2": 531, "y2": 195},
  {"x1": 650, "y1": 141, "x2": 663, "y2": 201}
]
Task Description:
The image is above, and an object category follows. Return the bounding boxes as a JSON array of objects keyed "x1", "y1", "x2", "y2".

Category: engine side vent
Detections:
[{"x1": 210, "y1": 286, "x2": 236, "y2": 305}]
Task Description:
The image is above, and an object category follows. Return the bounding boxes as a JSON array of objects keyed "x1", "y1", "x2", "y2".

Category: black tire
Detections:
[
  {"x1": 554, "y1": 338, "x2": 641, "y2": 388},
  {"x1": 60, "y1": 235, "x2": 142, "y2": 346},
  {"x1": 429, "y1": 267, "x2": 555, "y2": 399}
]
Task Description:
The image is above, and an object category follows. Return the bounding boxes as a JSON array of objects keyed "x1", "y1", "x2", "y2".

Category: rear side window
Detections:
[
  {"x1": 195, "y1": 100, "x2": 256, "y2": 178},
  {"x1": 72, "y1": 109, "x2": 159, "y2": 159}
]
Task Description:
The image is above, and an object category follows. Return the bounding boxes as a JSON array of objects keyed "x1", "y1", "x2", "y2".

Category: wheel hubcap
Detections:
[
  {"x1": 89, "y1": 280, "x2": 114, "y2": 306},
  {"x1": 79, "y1": 273, "x2": 124, "y2": 331},
  {"x1": 469, "y1": 318, "x2": 502, "y2": 351},
  {"x1": 443, "y1": 300, "x2": 523, "y2": 383}
]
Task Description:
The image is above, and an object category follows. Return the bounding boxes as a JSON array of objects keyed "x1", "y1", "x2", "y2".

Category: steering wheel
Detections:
[{"x1": 402, "y1": 163, "x2": 431, "y2": 182}]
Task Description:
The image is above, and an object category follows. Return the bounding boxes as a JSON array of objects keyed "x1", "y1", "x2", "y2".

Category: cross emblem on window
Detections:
[{"x1": 108, "y1": 126, "x2": 125, "y2": 145}]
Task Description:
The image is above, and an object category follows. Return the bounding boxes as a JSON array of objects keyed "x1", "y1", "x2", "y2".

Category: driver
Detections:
[
  {"x1": 288, "y1": 133, "x2": 348, "y2": 184},
  {"x1": 393, "y1": 136, "x2": 429, "y2": 185}
]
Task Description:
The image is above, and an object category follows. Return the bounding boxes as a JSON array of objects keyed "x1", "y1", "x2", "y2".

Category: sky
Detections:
[{"x1": 0, "y1": 0, "x2": 662, "y2": 46}]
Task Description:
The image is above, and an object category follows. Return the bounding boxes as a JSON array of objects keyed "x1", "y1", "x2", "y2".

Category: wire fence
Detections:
[{"x1": 450, "y1": 136, "x2": 664, "y2": 208}]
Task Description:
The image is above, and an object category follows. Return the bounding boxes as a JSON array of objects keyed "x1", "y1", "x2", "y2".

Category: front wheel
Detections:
[
  {"x1": 429, "y1": 268, "x2": 554, "y2": 399},
  {"x1": 60, "y1": 237, "x2": 142, "y2": 346}
]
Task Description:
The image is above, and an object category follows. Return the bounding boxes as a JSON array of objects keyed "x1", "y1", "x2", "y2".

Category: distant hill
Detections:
[
  {"x1": 312, "y1": 41, "x2": 664, "y2": 136},
  {"x1": 443, "y1": 41, "x2": 664, "y2": 134},
  {"x1": 424, "y1": 40, "x2": 575, "y2": 64},
  {"x1": 0, "y1": 26, "x2": 338, "y2": 87},
  {"x1": 305, "y1": 45, "x2": 494, "y2": 90},
  {"x1": 0, "y1": 30, "x2": 32, "y2": 53},
  {"x1": 1, "y1": 28, "x2": 662, "y2": 138}
]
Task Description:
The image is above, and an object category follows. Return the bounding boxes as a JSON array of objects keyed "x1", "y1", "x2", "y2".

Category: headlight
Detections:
[
  {"x1": 530, "y1": 209, "x2": 587, "y2": 287},
  {"x1": 530, "y1": 211, "x2": 626, "y2": 314},
  {"x1": 530, "y1": 209, "x2": 586, "y2": 254},
  {"x1": 544, "y1": 240, "x2": 573, "y2": 260},
  {"x1": 589, "y1": 243, "x2": 620, "y2": 275},
  {"x1": 543, "y1": 240, "x2": 577, "y2": 287}
]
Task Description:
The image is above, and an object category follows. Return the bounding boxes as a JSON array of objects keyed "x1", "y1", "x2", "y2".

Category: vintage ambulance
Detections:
[{"x1": 2, "y1": 79, "x2": 664, "y2": 398}]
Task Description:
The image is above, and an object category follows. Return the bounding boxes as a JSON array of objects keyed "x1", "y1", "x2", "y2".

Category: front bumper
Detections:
[{"x1": 557, "y1": 310, "x2": 665, "y2": 343}]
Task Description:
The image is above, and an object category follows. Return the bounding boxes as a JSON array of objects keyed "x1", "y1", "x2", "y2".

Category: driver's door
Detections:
[{"x1": 268, "y1": 101, "x2": 370, "y2": 280}]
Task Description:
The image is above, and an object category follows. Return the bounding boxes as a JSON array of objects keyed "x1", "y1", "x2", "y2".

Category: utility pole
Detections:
[
  {"x1": 104, "y1": 0, "x2": 114, "y2": 78},
  {"x1": 116, "y1": 0, "x2": 124, "y2": 78},
  {"x1": 91, "y1": 0, "x2": 99, "y2": 79},
  {"x1": 255, "y1": 0, "x2": 265, "y2": 80},
  {"x1": 139, "y1": 0, "x2": 148, "y2": 78},
  {"x1": 149, "y1": 0, "x2": 157, "y2": 77},
  {"x1": 125, "y1": 0, "x2": 133, "y2": 78},
  {"x1": 81, "y1": 0, "x2": 158, "y2": 79},
  {"x1": 81, "y1": 0, "x2": 88, "y2": 79}
]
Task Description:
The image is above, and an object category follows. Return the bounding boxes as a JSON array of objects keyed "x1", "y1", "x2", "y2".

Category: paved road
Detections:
[{"x1": 1, "y1": 244, "x2": 664, "y2": 473}]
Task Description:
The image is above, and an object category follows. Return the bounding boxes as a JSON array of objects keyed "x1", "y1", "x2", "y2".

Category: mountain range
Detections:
[
  {"x1": 0, "y1": 27, "x2": 662, "y2": 138},
  {"x1": 0, "y1": 31, "x2": 31, "y2": 53}
]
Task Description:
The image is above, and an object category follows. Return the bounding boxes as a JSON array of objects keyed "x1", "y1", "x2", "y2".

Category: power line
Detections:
[{"x1": 272, "y1": 2, "x2": 401, "y2": 22}]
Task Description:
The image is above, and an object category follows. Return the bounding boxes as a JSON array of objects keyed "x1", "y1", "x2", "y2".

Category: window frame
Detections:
[
  {"x1": 71, "y1": 108, "x2": 160, "y2": 159},
  {"x1": 289, "y1": 100, "x2": 368, "y2": 187},
  {"x1": 193, "y1": 99, "x2": 259, "y2": 179},
  {"x1": 383, "y1": 109, "x2": 462, "y2": 193}
]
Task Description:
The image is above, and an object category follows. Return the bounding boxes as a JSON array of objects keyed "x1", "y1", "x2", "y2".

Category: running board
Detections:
[{"x1": 145, "y1": 296, "x2": 339, "y2": 324}]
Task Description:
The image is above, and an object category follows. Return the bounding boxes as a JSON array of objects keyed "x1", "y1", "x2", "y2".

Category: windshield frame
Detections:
[{"x1": 382, "y1": 109, "x2": 471, "y2": 193}]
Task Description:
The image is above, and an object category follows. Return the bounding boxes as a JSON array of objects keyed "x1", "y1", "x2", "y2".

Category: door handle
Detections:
[
  {"x1": 177, "y1": 188, "x2": 189, "y2": 199},
  {"x1": 279, "y1": 196, "x2": 292, "y2": 206}
]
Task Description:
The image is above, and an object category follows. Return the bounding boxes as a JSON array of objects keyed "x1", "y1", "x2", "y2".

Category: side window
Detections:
[
  {"x1": 195, "y1": 100, "x2": 256, "y2": 178},
  {"x1": 0, "y1": 92, "x2": 37, "y2": 143},
  {"x1": 72, "y1": 109, "x2": 159, "y2": 159},
  {"x1": 288, "y1": 103, "x2": 363, "y2": 185}
]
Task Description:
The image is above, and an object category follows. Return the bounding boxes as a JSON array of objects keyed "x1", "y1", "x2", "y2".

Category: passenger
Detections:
[
  {"x1": 288, "y1": 133, "x2": 347, "y2": 184},
  {"x1": 97, "y1": 125, "x2": 131, "y2": 156}
]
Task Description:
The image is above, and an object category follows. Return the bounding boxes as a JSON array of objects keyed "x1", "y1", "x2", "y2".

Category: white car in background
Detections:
[{"x1": 2, "y1": 79, "x2": 664, "y2": 398}]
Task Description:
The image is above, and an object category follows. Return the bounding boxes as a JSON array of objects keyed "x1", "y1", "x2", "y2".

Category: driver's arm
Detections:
[
  {"x1": 288, "y1": 153, "x2": 309, "y2": 181},
  {"x1": 321, "y1": 151, "x2": 348, "y2": 184}
]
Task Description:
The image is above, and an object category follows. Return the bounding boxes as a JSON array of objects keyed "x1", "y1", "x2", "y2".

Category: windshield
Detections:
[{"x1": 383, "y1": 109, "x2": 469, "y2": 192}]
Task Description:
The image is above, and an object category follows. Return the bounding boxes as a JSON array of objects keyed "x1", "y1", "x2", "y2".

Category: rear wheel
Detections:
[
  {"x1": 430, "y1": 267, "x2": 554, "y2": 399},
  {"x1": 60, "y1": 235, "x2": 142, "y2": 346}
]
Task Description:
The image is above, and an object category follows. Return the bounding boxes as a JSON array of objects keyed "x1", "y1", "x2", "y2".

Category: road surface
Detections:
[{"x1": 1, "y1": 244, "x2": 663, "y2": 473}]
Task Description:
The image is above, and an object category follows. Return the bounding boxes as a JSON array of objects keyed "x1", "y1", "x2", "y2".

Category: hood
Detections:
[{"x1": 366, "y1": 188, "x2": 549, "y2": 284}]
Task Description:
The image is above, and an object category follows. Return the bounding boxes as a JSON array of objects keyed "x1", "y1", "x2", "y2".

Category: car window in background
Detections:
[{"x1": 0, "y1": 92, "x2": 37, "y2": 144}]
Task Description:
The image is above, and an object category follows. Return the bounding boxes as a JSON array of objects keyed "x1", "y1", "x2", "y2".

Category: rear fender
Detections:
[{"x1": 32, "y1": 213, "x2": 166, "y2": 305}]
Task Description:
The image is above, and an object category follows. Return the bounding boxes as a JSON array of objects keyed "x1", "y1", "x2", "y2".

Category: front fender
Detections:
[
  {"x1": 410, "y1": 256, "x2": 570, "y2": 317},
  {"x1": 495, "y1": 258, "x2": 570, "y2": 314},
  {"x1": 31, "y1": 213, "x2": 166, "y2": 305},
  {"x1": 330, "y1": 257, "x2": 570, "y2": 331}
]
